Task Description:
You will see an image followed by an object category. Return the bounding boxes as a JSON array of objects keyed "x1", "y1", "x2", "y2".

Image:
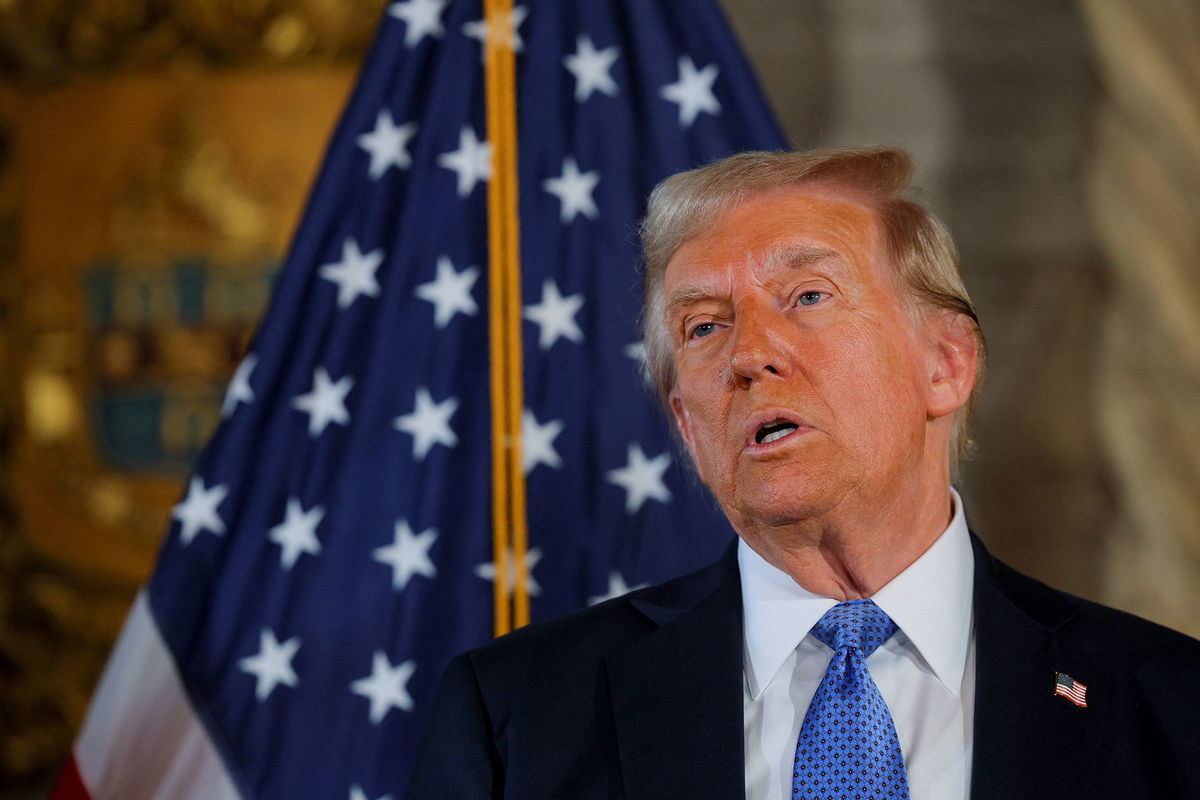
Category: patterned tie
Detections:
[{"x1": 792, "y1": 599, "x2": 911, "y2": 800}]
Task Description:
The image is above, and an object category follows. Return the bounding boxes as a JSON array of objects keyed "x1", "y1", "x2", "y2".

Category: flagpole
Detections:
[{"x1": 484, "y1": 0, "x2": 529, "y2": 636}]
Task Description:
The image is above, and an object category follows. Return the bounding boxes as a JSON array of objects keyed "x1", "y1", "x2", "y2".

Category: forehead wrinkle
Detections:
[
  {"x1": 664, "y1": 244, "x2": 845, "y2": 323},
  {"x1": 663, "y1": 248, "x2": 749, "y2": 322}
]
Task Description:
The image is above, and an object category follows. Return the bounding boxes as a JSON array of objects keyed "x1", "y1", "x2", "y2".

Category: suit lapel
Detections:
[
  {"x1": 604, "y1": 545, "x2": 745, "y2": 800},
  {"x1": 969, "y1": 536, "x2": 1110, "y2": 800}
]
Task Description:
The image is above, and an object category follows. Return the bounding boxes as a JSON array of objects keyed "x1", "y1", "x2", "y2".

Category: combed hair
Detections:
[{"x1": 639, "y1": 146, "x2": 987, "y2": 469}]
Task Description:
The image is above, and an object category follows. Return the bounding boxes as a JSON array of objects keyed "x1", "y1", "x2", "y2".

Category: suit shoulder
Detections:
[
  {"x1": 472, "y1": 588, "x2": 652, "y2": 667},
  {"x1": 1067, "y1": 594, "x2": 1200, "y2": 668},
  {"x1": 985, "y1": 551, "x2": 1200, "y2": 659},
  {"x1": 463, "y1": 550, "x2": 734, "y2": 683}
]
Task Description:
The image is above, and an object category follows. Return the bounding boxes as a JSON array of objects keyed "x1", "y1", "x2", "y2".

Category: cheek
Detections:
[
  {"x1": 677, "y1": 356, "x2": 728, "y2": 419},
  {"x1": 824, "y1": 328, "x2": 926, "y2": 438},
  {"x1": 676, "y1": 374, "x2": 734, "y2": 472},
  {"x1": 688, "y1": 390, "x2": 730, "y2": 451}
]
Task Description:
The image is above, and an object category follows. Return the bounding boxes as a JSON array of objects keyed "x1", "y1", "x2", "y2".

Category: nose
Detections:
[{"x1": 728, "y1": 302, "x2": 790, "y2": 386}]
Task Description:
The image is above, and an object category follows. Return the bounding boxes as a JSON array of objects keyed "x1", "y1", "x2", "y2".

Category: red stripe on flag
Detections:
[
  {"x1": 1054, "y1": 683, "x2": 1087, "y2": 707},
  {"x1": 48, "y1": 754, "x2": 93, "y2": 800}
]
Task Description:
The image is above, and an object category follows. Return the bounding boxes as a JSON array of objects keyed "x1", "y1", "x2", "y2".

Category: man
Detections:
[{"x1": 406, "y1": 147, "x2": 1200, "y2": 799}]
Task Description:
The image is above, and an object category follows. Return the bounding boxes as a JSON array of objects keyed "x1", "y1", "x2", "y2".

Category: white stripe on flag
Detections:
[{"x1": 74, "y1": 592, "x2": 241, "y2": 800}]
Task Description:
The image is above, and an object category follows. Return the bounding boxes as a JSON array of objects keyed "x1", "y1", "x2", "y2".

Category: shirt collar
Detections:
[{"x1": 739, "y1": 488, "x2": 974, "y2": 700}]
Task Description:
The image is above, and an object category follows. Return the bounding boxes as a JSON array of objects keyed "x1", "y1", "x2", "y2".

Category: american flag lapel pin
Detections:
[{"x1": 1054, "y1": 671, "x2": 1088, "y2": 708}]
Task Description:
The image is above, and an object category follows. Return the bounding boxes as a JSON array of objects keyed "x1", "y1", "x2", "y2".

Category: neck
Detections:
[{"x1": 735, "y1": 473, "x2": 954, "y2": 601}]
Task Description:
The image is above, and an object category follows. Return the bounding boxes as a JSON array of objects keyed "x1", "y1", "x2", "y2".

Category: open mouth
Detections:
[{"x1": 755, "y1": 420, "x2": 800, "y2": 445}]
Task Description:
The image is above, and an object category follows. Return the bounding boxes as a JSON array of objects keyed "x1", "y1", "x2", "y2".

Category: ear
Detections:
[{"x1": 924, "y1": 312, "x2": 978, "y2": 420}]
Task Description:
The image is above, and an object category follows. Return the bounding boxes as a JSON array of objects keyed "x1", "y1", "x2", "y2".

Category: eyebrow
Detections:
[
  {"x1": 760, "y1": 244, "x2": 840, "y2": 275},
  {"x1": 664, "y1": 245, "x2": 841, "y2": 322},
  {"x1": 664, "y1": 286, "x2": 720, "y2": 324}
]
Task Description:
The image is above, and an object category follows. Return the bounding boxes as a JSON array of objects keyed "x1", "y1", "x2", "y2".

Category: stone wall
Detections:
[{"x1": 1082, "y1": 0, "x2": 1200, "y2": 640}]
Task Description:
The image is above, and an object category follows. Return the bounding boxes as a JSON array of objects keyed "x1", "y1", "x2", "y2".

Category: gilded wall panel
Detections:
[{"x1": 2, "y1": 68, "x2": 352, "y2": 792}]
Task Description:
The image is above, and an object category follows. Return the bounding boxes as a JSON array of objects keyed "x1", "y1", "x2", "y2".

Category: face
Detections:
[{"x1": 665, "y1": 185, "x2": 954, "y2": 532}]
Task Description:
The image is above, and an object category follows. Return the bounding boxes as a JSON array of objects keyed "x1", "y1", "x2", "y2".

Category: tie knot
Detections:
[{"x1": 810, "y1": 599, "x2": 897, "y2": 657}]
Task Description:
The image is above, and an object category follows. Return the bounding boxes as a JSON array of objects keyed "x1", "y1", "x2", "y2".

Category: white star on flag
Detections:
[
  {"x1": 607, "y1": 442, "x2": 673, "y2": 513},
  {"x1": 437, "y1": 126, "x2": 492, "y2": 197},
  {"x1": 393, "y1": 387, "x2": 459, "y2": 459},
  {"x1": 589, "y1": 571, "x2": 649, "y2": 606},
  {"x1": 524, "y1": 279, "x2": 584, "y2": 350},
  {"x1": 564, "y1": 35, "x2": 619, "y2": 101},
  {"x1": 319, "y1": 238, "x2": 384, "y2": 309},
  {"x1": 542, "y1": 156, "x2": 600, "y2": 223},
  {"x1": 350, "y1": 786, "x2": 393, "y2": 800},
  {"x1": 415, "y1": 255, "x2": 479, "y2": 328},
  {"x1": 522, "y1": 408, "x2": 564, "y2": 474},
  {"x1": 475, "y1": 547, "x2": 543, "y2": 596},
  {"x1": 239, "y1": 629, "x2": 300, "y2": 702},
  {"x1": 269, "y1": 498, "x2": 324, "y2": 570},
  {"x1": 221, "y1": 353, "x2": 257, "y2": 418},
  {"x1": 373, "y1": 520, "x2": 438, "y2": 591},
  {"x1": 387, "y1": 0, "x2": 447, "y2": 47},
  {"x1": 356, "y1": 110, "x2": 418, "y2": 180},
  {"x1": 660, "y1": 55, "x2": 721, "y2": 127},
  {"x1": 172, "y1": 476, "x2": 228, "y2": 545},
  {"x1": 463, "y1": 5, "x2": 528, "y2": 56},
  {"x1": 351, "y1": 652, "x2": 416, "y2": 724},
  {"x1": 292, "y1": 367, "x2": 354, "y2": 437}
]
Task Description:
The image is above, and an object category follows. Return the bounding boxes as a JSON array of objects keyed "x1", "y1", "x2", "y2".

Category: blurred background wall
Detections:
[{"x1": 1, "y1": 0, "x2": 1196, "y2": 795}]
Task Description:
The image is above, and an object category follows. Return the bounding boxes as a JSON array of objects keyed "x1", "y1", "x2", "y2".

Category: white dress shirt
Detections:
[{"x1": 740, "y1": 490, "x2": 975, "y2": 800}]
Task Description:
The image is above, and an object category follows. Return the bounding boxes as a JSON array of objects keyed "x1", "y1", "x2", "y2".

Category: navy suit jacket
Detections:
[{"x1": 407, "y1": 536, "x2": 1200, "y2": 798}]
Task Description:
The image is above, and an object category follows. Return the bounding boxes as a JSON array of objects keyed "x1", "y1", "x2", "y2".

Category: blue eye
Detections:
[
  {"x1": 691, "y1": 322, "x2": 717, "y2": 339},
  {"x1": 797, "y1": 291, "x2": 825, "y2": 306}
]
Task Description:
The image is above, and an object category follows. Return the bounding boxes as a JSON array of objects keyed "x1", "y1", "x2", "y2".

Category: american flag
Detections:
[
  {"x1": 1054, "y1": 671, "x2": 1088, "y2": 708},
  {"x1": 54, "y1": 1, "x2": 787, "y2": 798}
]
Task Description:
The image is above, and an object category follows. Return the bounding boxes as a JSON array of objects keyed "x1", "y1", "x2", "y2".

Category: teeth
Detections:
[{"x1": 756, "y1": 422, "x2": 799, "y2": 444}]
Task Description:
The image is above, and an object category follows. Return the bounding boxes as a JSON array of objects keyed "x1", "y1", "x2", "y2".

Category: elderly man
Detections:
[{"x1": 406, "y1": 148, "x2": 1200, "y2": 800}]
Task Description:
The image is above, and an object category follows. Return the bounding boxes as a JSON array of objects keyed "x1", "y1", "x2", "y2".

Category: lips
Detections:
[
  {"x1": 756, "y1": 420, "x2": 798, "y2": 444},
  {"x1": 744, "y1": 409, "x2": 813, "y2": 449}
]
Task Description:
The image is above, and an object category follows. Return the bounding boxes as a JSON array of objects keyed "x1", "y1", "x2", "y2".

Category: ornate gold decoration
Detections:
[
  {"x1": 0, "y1": 0, "x2": 387, "y2": 83},
  {"x1": 2, "y1": 64, "x2": 354, "y2": 791}
]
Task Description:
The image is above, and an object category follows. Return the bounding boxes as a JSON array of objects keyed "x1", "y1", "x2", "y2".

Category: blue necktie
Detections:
[{"x1": 792, "y1": 599, "x2": 911, "y2": 800}]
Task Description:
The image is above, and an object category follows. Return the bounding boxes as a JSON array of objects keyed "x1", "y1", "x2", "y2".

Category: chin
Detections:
[{"x1": 727, "y1": 473, "x2": 849, "y2": 530}]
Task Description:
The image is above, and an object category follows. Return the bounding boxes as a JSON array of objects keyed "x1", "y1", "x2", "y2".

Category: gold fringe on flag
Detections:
[{"x1": 484, "y1": 0, "x2": 529, "y2": 637}]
